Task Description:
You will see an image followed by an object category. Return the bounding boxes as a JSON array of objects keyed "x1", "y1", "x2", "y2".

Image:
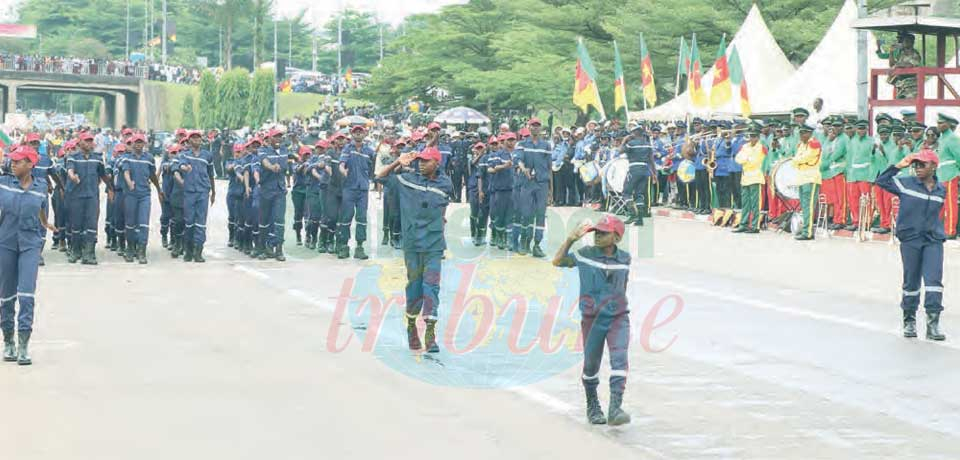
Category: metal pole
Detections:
[
  {"x1": 219, "y1": 26, "x2": 223, "y2": 68},
  {"x1": 288, "y1": 21, "x2": 292, "y2": 69},
  {"x1": 143, "y1": 0, "x2": 148, "y2": 55},
  {"x1": 125, "y1": 0, "x2": 130, "y2": 58},
  {"x1": 273, "y1": 20, "x2": 278, "y2": 122},
  {"x1": 161, "y1": 0, "x2": 167, "y2": 66},
  {"x1": 675, "y1": 36, "x2": 684, "y2": 99},
  {"x1": 312, "y1": 34, "x2": 317, "y2": 72},
  {"x1": 337, "y1": 16, "x2": 343, "y2": 77},
  {"x1": 857, "y1": 0, "x2": 868, "y2": 120},
  {"x1": 379, "y1": 23, "x2": 384, "y2": 67}
]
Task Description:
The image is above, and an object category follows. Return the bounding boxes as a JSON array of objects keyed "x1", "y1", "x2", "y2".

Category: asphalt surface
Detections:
[{"x1": 3, "y1": 182, "x2": 959, "y2": 459}]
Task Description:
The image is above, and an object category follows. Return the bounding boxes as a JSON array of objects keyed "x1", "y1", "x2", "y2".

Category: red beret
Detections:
[
  {"x1": 416, "y1": 147, "x2": 442, "y2": 162},
  {"x1": 8, "y1": 145, "x2": 38, "y2": 164}
]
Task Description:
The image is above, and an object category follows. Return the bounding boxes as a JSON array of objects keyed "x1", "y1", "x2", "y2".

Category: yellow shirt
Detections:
[
  {"x1": 734, "y1": 141, "x2": 766, "y2": 186},
  {"x1": 792, "y1": 138, "x2": 822, "y2": 185}
]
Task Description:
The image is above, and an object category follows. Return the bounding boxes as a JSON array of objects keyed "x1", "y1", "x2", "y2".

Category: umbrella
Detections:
[
  {"x1": 434, "y1": 107, "x2": 490, "y2": 125},
  {"x1": 335, "y1": 115, "x2": 374, "y2": 127}
]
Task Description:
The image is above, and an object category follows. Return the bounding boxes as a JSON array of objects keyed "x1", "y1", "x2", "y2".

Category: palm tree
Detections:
[
  {"x1": 198, "y1": 0, "x2": 252, "y2": 70},
  {"x1": 251, "y1": 0, "x2": 273, "y2": 67}
]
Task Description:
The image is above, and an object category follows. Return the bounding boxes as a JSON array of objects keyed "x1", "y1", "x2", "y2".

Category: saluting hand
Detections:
[
  {"x1": 567, "y1": 222, "x2": 592, "y2": 242},
  {"x1": 896, "y1": 155, "x2": 914, "y2": 169}
]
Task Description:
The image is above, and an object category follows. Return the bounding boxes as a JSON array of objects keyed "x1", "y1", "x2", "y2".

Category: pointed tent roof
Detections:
[
  {"x1": 635, "y1": 4, "x2": 795, "y2": 120},
  {"x1": 757, "y1": 0, "x2": 890, "y2": 115}
]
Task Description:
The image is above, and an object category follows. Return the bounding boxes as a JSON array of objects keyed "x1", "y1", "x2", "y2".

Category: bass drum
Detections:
[
  {"x1": 770, "y1": 158, "x2": 801, "y2": 201},
  {"x1": 676, "y1": 159, "x2": 696, "y2": 184},
  {"x1": 604, "y1": 158, "x2": 630, "y2": 194},
  {"x1": 579, "y1": 161, "x2": 601, "y2": 186}
]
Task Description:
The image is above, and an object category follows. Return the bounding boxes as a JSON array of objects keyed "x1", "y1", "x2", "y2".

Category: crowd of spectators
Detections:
[{"x1": 0, "y1": 53, "x2": 202, "y2": 84}]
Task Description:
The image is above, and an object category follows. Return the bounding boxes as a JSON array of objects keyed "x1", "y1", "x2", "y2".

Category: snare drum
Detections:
[
  {"x1": 604, "y1": 158, "x2": 629, "y2": 194},
  {"x1": 676, "y1": 159, "x2": 696, "y2": 184},
  {"x1": 770, "y1": 158, "x2": 800, "y2": 201},
  {"x1": 579, "y1": 161, "x2": 600, "y2": 185}
]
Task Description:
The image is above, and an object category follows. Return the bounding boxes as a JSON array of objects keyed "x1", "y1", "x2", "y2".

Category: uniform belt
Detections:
[
  {"x1": 851, "y1": 163, "x2": 871, "y2": 169},
  {"x1": 939, "y1": 160, "x2": 957, "y2": 167},
  {"x1": 628, "y1": 162, "x2": 648, "y2": 167},
  {"x1": 829, "y1": 162, "x2": 846, "y2": 170}
]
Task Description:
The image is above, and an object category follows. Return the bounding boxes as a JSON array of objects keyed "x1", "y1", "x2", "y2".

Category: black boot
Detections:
[
  {"x1": 903, "y1": 310, "x2": 918, "y2": 338},
  {"x1": 337, "y1": 244, "x2": 350, "y2": 259},
  {"x1": 424, "y1": 320, "x2": 439, "y2": 353},
  {"x1": 183, "y1": 241, "x2": 194, "y2": 262},
  {"x1": 531, "y1": 242, "x2": 545, "y2": 258},
  {"x1": 194, "y1": 245, "x2": 206, "y2": 263},
  {"x1": 161, "y1": 232, "x2": 169, "y2": 249},
  {"x1": 382, "y1": 228, "x2": 390, "y2": 245},
  {"x1": 407, "y1": 317, "x2": 422, "y2": 351},
  {"x1": 295, "y1": 230, "x2": 302, "y2": 246},
  {"x1": 68, "y1": 242, "x2": 81, "y2": 263},
  {"x1": 117, "y1": 236, "x2": 126, "y2": 257},
  {"x1": 82, "y1": 242, "x2": 98, "y2": 265},
  {"x1": 584, "y1": 386, "x2": 606, "y2": 425},
  {"x1": 16, "y1": 331, "x2": 30, "y2": 366},
  {"x1": 517, "y1": 235, "x2": 529, "y2": 256},
  {"x1": 926, "y1": 311, "x2": 946, "y2": 341},
  {"x1": 124, "y1": 242, "x2": 136, "y2": 263},
  {"x1": 607, "y1": 392, "x2": 631, "y2": 426},
  {"x1": 274, "y1": 245, "x2": 286, "y2": 262},
  {"x1": 354, "y1": 245, "x2": 368, "y2": 260},
  {"x1": 108, "y1": 233, "x2": 117, "y2": 251},
  {"x1": 171, "y1": 237, "x2": 182, "y2": 259},
  {"x1": 258, "y1": 243, "x2": 270, "y2": 260},
  {"x1": 138, "y1": 243, "x2": 148, "y2": 264},
  {"x1": 2, "y1": 330, "x2": 15, "y2": 362}
]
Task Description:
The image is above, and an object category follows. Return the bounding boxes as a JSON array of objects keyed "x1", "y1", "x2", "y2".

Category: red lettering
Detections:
[
  {"x1": 326, "y1": 278, "x2": 356, "y2": 353},
  {"x1": 639, "y1": 295, "x2": 684, "y2": 353}
]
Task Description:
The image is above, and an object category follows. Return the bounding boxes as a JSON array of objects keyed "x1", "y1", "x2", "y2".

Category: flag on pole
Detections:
[
  {"x1": 344, "y1": 67, "x2": 354, "y2": 88},
  {"x1": 639, "y1": 34, "x2": 657, "y2": 108},
  {"x1": 728, "y1": 45, "x2": 750, "y2": 117},
  {"x1": 0, "y1": 24, "x2": 37, "y2": 39},
  {"x1": 709, "y1": 34, "x2": 731, "y2": 109},
  {"x1": 678, "y1": 36, "x2": 690, "y2": 76},
  {"x1": 688, "y1": 34, "x2": 707, "y2": 108},
  {"x1": 0, "y1": 130, "x2": 11, "y2": 149},
  {"x1": 613, "y1": 41, "x2": 628, "y2": 113},
  {"x1": 573, "y1": 38, "x2": 606, "y2": 118}
]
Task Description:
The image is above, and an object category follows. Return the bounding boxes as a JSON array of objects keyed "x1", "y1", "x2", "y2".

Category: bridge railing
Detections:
[{"x1": 0, "y1": 57, "x2": 149, "y2": 80}]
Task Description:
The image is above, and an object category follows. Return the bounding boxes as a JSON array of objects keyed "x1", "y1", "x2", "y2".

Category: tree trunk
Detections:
[{"x1": 225, "y1": 17, "x2": 233, "y2": 70}]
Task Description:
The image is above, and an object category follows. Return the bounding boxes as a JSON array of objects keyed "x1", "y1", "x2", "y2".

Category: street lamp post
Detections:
[
  {"x1": 161, "y1": 0, "x2": 167, "y2": 66},
  {"x1": 125, "y1": 0, "x2": 130, "y2": 58},
  {"x1": 273, "y1": 19, "x2": 278, "y2": 123}
]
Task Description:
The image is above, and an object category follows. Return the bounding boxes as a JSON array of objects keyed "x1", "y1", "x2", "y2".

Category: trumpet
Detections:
[{"x1": 685, "y1": 127, "x2": 747, "y2": 142}]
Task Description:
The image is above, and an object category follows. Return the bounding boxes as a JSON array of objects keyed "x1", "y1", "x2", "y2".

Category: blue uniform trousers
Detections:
[
  {"x1": 69, "y1": 196, "x2": 99, "y2": 244},
  {"x1": 383, "y1": 183, "x2": 401, "y2": 242},
  {"x1": 112, "y1": 190, "x2": 125, "y2": 240},
  {"x1": 490, "y1": 190, "x2": 512, "y2": 236},
  {"x1": 509, "y1": 186, "x2": 522, "y2": 249},
  {"x1": 0, "y1": 246, "x2": 40, "y2": 333},
  {"x1": 52, "y1": 190, "x2": 67, "y2": 244},
  {"x1": 900, "y1": 239, "x2": 945, "y2": 313},
  {"x1": 227, "y1": 194, "x2": 242, "y2": 240},
  {"x1": 404, "y1": 250, "x2": 443, "y2": 321},
  {"x1": 183, "y1": 191, "x2": 210, "y2": 245},
  {"x1": 580, "y1": 310, "x2": 630, "y2": 393},
  {"x1": 520, "y1": 181, "x2": 548, "y2": 243},
  {"x1": 291, "y1": 189, "x2": 306, "y2": 234},
  {"x1": 323, "y1": 188, "x2": 342, "y2": 241},
  {"x1": 244, "y1": 189, "x2": 260, "y2": 246},
  {"x1": 259, "y1": 191, "x2": 287, "y2": 248},
  {"x1": 123, "y1": 193, "x2": 151, "y2": 245},
  {"x1": 468, "y1": 188, "x2": 489, "y2": 238},
  {"x1": 338, "y1": 188, "x2": 368, "y2": 244},
  {"x1": 159, "y1": 197, "x2": 172, "y2": 239}
]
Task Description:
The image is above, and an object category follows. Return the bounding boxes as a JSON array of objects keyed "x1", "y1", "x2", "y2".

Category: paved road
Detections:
[{"x1": 3, "y1": 183, "x2": 959, "y2": 459}]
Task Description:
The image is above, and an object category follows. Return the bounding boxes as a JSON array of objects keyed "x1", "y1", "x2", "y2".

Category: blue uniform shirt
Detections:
[
  {"x1": 729, "y1": 135, "x2": 746, "y2": 173},
  {"x1": 437, "y1": 142, "x2": 453, "y2": 171},
  {"x1": 340, "y1": 142, "x2": 374, "y2": 191},
  {"x1": 308, "y1": 154, "x2": 331, "y2": 191},
  {"x1": 487, "y1": 150, "x2": 513, "y2": 191},
  {"x1": 160, "y1": 153, "x2": 176, "y2": 198},
  {"x1": 257, "y1": 145, "x2": 289, "y2": 195},
  {"x1": 623, "y1": 138, "x2": 655, "y2": 177},
  {"x1": 556, "y1": 245, "x2": 631, "y2": 316},
  {"x1": 119, "y1": 151, "x2": 156, "y2": 197},
  {"x1": 178, "y1": 148, "x2": 214, "y2": 193},
  {"x1": 519, "y1": 138, "x2": 552, "y2": 184},
  {"x1": 31, "y1": 152, "x2": 54, "y2": 186},
  {"x1": 876, "y1": 165, "x2": 947, "y2": 242},
  {"x1": 65, "y1": 151, "x2": 106, "y2": 198},
  {"x1": 395, "y1": 171, "x2": 453, "y2": 252},
  {"x1": 226, "y1": 158, "x2": 245, "y2": 197},
  {"x1": 0, "y1": 175, "x2": 48, "y2": 250},
  {"x1": 713, "y1": 138, "x2": 732, "y2": 177}
]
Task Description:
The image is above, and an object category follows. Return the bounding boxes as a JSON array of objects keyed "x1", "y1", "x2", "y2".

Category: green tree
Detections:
[
  {"x1": 217, "y1": 68, "x2": 251, "y2": 128},
  {"x1": 197, "y1": 70, "x2": 218, "y2": 129},
  {"x1": 181, "y1": 92, "x2": 197, "y2": 128},
  {"x1": 247, "y1": 68, "x2": 274, "y2": 128}
]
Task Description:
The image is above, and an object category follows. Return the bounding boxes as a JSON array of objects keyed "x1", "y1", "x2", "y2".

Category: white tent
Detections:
[
  {"x1": 757, "y1": 0, "x2": 891, "y2": 115},
  {"x1": 634, "y1": 4, "x2": 795, "y2": 120}
]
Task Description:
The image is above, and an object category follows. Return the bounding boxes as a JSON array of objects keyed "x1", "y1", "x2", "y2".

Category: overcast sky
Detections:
[{"x1": 276, "y1": 0, "x2": 468, "y2": 26}]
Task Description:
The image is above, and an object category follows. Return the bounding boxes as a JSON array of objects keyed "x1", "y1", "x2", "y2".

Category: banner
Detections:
[{"x1": 0, "y1": 24, "x2": 37, "y2": 39}]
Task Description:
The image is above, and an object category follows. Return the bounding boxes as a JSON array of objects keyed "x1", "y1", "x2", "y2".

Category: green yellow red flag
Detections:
[{"x1": 573, "y1": 38, "x2": 606, "y2": 118}]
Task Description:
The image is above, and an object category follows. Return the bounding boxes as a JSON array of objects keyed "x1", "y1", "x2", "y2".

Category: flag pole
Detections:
[
  {"x1": 639, "y1": 36, "x2": 647, "y2": 111},
  {"x1": 675, "y1": 36, "x2": 684, "y2": 99}
]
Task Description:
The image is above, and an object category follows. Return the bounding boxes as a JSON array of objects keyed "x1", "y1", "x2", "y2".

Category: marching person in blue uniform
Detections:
[
  {"x1": 178, "y1": 130, "x2": 216, "y2": 263},
  {"x1": 0, "y1": 146, "x2": 57, "y2": 365},
  {"x1": 517, "y1": 117, "x2": 551, "y2": 258},
  {"x1": 51, "y1": 141, "x2": 73, "y2": 253},
  {"x1": 225, "y1": 143, "x2": 244, "y2": 249},
  {"x1": 552, "y1": 214, "x2": 632, "y2": 426},
  {"x1": 376, "y1": 146, "x2": 453, "y2": 353},
  {"x1": 621, "y1": 124, "x2": 655, "y2": 226},
  {"x1": 875, "y1": 149, "x2": 948, "y2": 341},
  {"x1": 23, "y1": 132, "x2": 61, "y2": 267},
  {"x1": 257, "y1": 129, "x2": 289, "y2": 261},
  {"x1": 467, "y1": 141, "x2": 489, "y2": 247},
  {"x1": 486, "y1": 135, "x2": 512, "y2": 250},
  {"x1": 106, "y1": 143, "x2": 128, "y2": 258},
  {"x1": 323, "y1": 133, "x2": 347, "y2": 255},
  {"x1": 119, "y1": 133, "x2": 163, "y2": 264},
  {"x1": 505, "y1": 132, "x2": 524, "y2": 252},
  {"x1": 291, "y1": 143, "x2": 309, "y2": 247},
  {"x1": 66, "y1": 131, "x2": 114, "y2": 265},
  {"x1": 241, "y1": 138, "x2": 263, "y2": 257},
  {"x1": 159, "y1": 141, "x2": 175, "y2": 250},
  {"x1": 163, "y1": 144, "x2": 186, "y2": 258},
  {"x1": 712, "y1": 131, "x2": 735, "y2": 209},
  {"x1": 337, "y1": 125, "x2": 375, "y2": 260},
  {"x1": 380, "y1": 138, "x2": 406, "y2": 250},
  {"x1": 305, "y1": 140, "x2": 331, "y2": 251}
]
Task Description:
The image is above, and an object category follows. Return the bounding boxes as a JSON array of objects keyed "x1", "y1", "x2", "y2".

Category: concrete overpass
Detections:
[{"x1": 0, "y1": 70, "x2": 146, "y2": 129}]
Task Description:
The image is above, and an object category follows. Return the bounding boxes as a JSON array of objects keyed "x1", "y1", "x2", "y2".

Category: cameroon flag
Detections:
[
  {"x1": 710, "y1": 35, "x2": 731, "y2": 109},
  {"x1": 728, "y1": 45, "x2": 750, "y2": 117},
  {"x1": 613, "y1": 41, "x2": 628, "y2": 113},
  {"x1": 344, "y1": 67, "x2": 354, "y2": 88},
  {"x1": 639, "y1": 34, "x2": 657, "y2": 107},
  {"x1": 573, "y1": 38, "x2": 606, "y2": 118},
  {"x1": 688, "y1": 34, "x2": 707, "y2": 108},
  {"x1": 0, "y1": 129, "x2": 11, "y2": 149}
]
